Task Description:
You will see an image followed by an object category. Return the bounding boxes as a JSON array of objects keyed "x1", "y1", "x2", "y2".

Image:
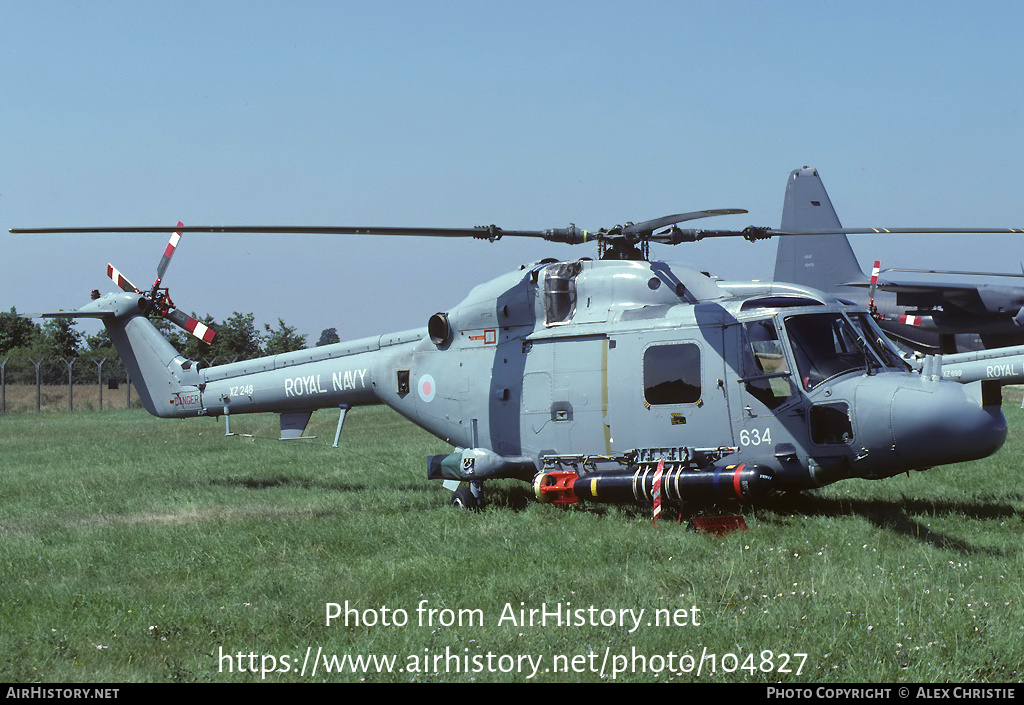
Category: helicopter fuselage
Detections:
[{"x1": 90, "y1": 256, "x2": 1007, "y2": 505}]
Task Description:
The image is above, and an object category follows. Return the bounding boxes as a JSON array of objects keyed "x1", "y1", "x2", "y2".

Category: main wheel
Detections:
[{"x1": 451, "y1": 486, "x2": 478, "y2": 510}]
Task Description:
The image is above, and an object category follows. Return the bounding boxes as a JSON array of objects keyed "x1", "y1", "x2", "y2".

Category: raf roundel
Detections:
[{"x1": 418, "y1": 374, "x2": 436, "y2": 403}]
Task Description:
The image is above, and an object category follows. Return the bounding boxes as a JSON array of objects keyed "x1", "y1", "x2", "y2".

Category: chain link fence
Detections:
[{"x1": 0, "y1": 355, "x2": 251, "y2": 413}]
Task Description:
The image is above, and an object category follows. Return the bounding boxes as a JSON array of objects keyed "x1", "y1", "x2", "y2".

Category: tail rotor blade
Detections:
[
  {"x1": 107, "y1": 263, "x2": 140, "y2": 293},
  {"x1": 155, "y1": 222, "x2": 184, "y2": 282},
  {"x1": 166, "y1": 308, "x2": 216, "y2": 343},
  {"x1": 869, "y1": 260, "x2": 881, "y2": 317}
]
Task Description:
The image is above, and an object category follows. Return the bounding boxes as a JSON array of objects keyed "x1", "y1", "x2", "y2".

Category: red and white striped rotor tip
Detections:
[
  {"x1": 168, "y1": 308, "x2": 216, "y2": 343},
  {"x1": 107, "y1": 263, "x2": 139, "y2": 293},
  {"x1": 156, "y1": 222, "x2": 184, "y2": 281}
]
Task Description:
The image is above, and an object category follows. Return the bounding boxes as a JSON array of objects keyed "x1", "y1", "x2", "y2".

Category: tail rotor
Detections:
[{"x1": 106, "y1": 222, "x2": 217, "y2": 343}]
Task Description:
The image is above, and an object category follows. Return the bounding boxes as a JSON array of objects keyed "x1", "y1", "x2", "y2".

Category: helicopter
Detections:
[
  {"x1": 775, "y1": 166, "x2": 1024, "y2": 355},
  {"x1": 10, "y1": 206, "x2": 1014, "y2": 512}
]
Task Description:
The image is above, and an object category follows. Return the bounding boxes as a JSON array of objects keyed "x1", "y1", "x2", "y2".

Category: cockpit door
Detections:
[{"x1": 726, "y1": 317, "x2": 808, "y2": 465}]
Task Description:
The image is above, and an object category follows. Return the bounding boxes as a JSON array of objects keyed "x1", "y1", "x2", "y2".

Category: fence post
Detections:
[
  {"x1": 62, "y1": 357, "x2": 75, "y2": 412},
  {"x1": 1, "y1": 358, "x2": 7, "y2": 414},
  {"x1": 93, "y1": 357, "x2": 106, "y2": 411},
  {"x1": 28, "y1": 357, "x2": 42, "y2": 413}
]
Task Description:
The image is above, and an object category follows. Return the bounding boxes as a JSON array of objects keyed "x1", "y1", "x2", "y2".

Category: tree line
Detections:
[{"x1": 0, "y1": 306, "x2": 342, "y2": 384}]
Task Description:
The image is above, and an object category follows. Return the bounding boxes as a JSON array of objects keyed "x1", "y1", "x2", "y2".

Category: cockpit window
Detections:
[
  {"x1": 744, "y1": 319, "x2": 790, "y2": 376},
  {"x1": 784, "y1": 312, "x2": 892, "y2": 391},
  {"x1": 741, "y1": 319, "x2": 798, "y2": 409},
  {"x1": 848, "y1": 313, "x2": 911, "y2": 371},
  {"x1": 544, "y1": 261, "x2": 581, "y2": 325},
  {"x1": 810, "y1": 402, "x2": 854, "y2": 444}
]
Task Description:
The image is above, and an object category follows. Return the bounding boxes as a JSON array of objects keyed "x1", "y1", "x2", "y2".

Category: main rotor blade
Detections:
[
  {"x1": 8, "y1": 210, "x2": 750, "y2": 244},
  {"x1": 621, "y1": 209, "x2": 748, "y2": 237},
  {"x1": 657, "y1": 226, "x2": 1024, "y2": 243},
  {"x1": 10, "y1": 224, "x2": 550, "y2": 237},
  {"x1": 13, "y1": 223, "x2": 1024, "y2": 243},
  {"x1": 883, "y1": 267, "x2": 1024, "y2": 278},
  {"x1": 771, "y1": 227, "x2": 1024, "y2": 236}
]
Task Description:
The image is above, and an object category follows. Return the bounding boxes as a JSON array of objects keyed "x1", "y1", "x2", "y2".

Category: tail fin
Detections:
[
  {"x1": 37, "y1": 293, "x2": 198, "y2": 417},
  {"x1": 773, "y1": 166, "x2": 866, "y2": 290}
]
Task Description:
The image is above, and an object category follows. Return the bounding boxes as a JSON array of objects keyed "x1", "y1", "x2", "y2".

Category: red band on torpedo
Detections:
[{"x1": 733, "y1": 463, "x2": 746, "y2": 500}]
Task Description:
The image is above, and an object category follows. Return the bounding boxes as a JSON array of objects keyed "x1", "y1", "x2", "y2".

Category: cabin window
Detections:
[
  {"x1": 544, "y1": 261, "x2": 581, "y2": 325},
  {"x1": 643, "y1": 343, "x2": 701, "y2": 405}
]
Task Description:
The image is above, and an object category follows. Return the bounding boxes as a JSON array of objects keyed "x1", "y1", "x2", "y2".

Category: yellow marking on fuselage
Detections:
[{"x1": 602, "y1": 338, "x2": 612, "y2": 454}]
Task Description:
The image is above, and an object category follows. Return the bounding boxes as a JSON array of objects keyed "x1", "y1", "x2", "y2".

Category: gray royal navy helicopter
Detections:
[{"x1": 11, "y1": 208, "x2": 1014, "y2": 511}]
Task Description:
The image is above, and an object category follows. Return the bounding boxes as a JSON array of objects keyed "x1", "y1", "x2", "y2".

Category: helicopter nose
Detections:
[{"x1": 888, "y1": 380, "x2": 1006, "y2": 469}]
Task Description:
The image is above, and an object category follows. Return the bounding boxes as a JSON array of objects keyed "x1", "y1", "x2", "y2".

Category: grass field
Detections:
[{"x1": 1, "y1": 398, "x2": 1022, "y2": 683}]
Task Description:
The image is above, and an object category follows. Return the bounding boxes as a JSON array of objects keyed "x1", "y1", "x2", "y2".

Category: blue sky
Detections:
[{"x1": 3, "y1": 1, "x2": 1023, "y2": 342}]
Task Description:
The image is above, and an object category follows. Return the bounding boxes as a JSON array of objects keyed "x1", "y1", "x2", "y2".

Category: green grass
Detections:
[{"x1": 1, "y1": 401, "x2": 1022, "y2": 683}]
